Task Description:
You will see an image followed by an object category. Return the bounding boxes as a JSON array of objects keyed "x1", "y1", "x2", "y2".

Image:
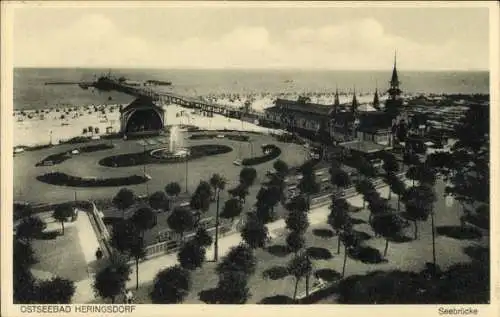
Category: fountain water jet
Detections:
[{"x1": 150, "y1": 125, "x2": 190, "y2": 159}]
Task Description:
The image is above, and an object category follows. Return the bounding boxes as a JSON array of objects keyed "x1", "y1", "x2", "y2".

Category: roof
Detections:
[
  {"x1": 339, "y1": 140, "x2": 388, "y2": 154},
  {"x1": 270, "y1": 98, "x2": 333, "y2": 116},
  {"x1": 332, "y1": 111, "x2": 356, "y2": 124},
  {"x1": 120, "y1": 96, "x2": 165, "y2": 114},
  {"x1": 357, "y1": 111, "x2": 393, "y2": 132}
]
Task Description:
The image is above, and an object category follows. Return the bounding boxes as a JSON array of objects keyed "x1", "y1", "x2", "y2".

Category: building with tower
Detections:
[{"x1": 262, "y1": 53, "x2": 402, "y2": 147}]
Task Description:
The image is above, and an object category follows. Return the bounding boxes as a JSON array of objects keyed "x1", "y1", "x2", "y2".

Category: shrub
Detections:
[
  {"x1": 36, "y1": 172, "x2": 149, "y2": 187},
  {"x1": 241, "y1": 144, "x2": 281, "y2": 166}
]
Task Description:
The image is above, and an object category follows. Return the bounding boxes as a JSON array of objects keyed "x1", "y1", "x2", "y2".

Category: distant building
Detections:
[
  {"x1": 120, "y1": 96, "x2": 165, "y2": 136},
  {"x1": 262, "y1": 53, "x2": 402, "y2": 147}
]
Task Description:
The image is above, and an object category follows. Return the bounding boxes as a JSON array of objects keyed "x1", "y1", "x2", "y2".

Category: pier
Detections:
[{"x1": 89, "y1": 76, "x2": 259, "y2": 119}]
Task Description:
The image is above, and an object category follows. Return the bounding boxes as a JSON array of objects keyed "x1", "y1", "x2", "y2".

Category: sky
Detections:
[{"x1": 12, "y1": 3, "x2": 491, "y2": 70}]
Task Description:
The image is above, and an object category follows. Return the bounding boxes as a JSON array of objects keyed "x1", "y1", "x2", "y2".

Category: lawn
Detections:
[
  {"x1": 14, "y1": 132, "x2": 308, "y2": 205},
  {"x1": 92, "y1": 179, "x2": 488, "y2": 304},
  {"x1": 31, "y1": 226, "x2": 89, "y2": 282}
]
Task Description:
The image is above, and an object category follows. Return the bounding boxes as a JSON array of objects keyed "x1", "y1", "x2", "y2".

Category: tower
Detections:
[
  {"x1": 373, "y1": 86, "x2": 380, "y2": 110},
  {"x1": 385, "y1": 51, "x2": 403, "y2": 118},
  {"x1": 351, "y1": 86, "x2": 359, "y2": 113},
  {"x1": 387, "y1": 51, "x2": 402, "y2": 100},
  {"x1": 333, "y1": 85, "x2": 340, "y2": 114}
]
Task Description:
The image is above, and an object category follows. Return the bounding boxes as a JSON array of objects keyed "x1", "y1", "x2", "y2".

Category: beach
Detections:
[{"x1": 13, "y1": 92, "x2": 389, "y2": 147}]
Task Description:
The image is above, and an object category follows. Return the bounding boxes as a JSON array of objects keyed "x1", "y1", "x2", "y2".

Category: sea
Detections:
[{"x1": 14, "y1": 68, "x2": 489, "y2": 111}]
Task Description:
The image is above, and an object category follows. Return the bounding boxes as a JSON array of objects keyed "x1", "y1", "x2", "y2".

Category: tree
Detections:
[
  {"x1": 129, "y1": 235, "x2": 146, "y2": 290},
  {"x1": 355, "y1": 156, "x2": 376, "y2": 180},
  {"x1": 93, "y1": 254, "x2": 131, "y2": 303},
  {"x1": 288, "y1": 251, "x2": 313, "y2": 300},
  {"x1": 273, "y1": 159, "x2": 289, "y2": 178},
  {"x1": 190, "y1": 181, "x2": 212, "y2": 226},
  {"x1": 113, "y1": 188, "x2": 136, "y2": 218},
  {"x1": 216, "y1": 270, "x2": 251, "y2": 304},
  {"x1": 339, "y1": 227, "x2": 359, "y2": 277},
  {"x1": 193, "y1": 227, "x2": 212, "y2": 247},
  {"x1": 14, "y1": 202, "x2": 33, "y2": 220},
  {"x1": 209, "y1": 173, "x2": 226, "y2": 261},
  {"x1": 331, "y1": 168, "x2": 351, "y2": 195},
  {"x1": 82, "y1": 127, "x2": 88, "y2": 135},
  {"x1": 94, "y1": 127, "x2": 100, "y2": 135},
  {"x1": 220, "y1": 198, "x2": 243, "y2": 222},
  {"x1": 16, "y1": 216, "x2": 46, "y2": 242},
  {"x1": 167, "y1": 207, "x2": 195, "y2": 242},
  {"x1": 52, "y1": 203, "x2": 73, "y2": 235},
  {"x1": 130, "y1": 207, "x2": 156, "y2": 238},
  {"x1": 387, "y1": 173, "x2": 406, "y2": 212},
  {"x1": 403, "y1": 185, "x2": 435, "y2": 240},
  {"x1": 254, "y1": 202, "x2": 274, "y2": 225},
  {"x1": 355, "y1": 179, "x2": 376, "y2": 208},
  {"x1": 367, "y1": 195, "x2": 390, "y2": 224},
  {"x1": 14, "y1": 238, "x2": 38, "y2": 269},
  {"x1": 36, "y1": 277, "x2": 75, "y2": 304},
  {"x1": 286, "y1": 230, "x2": 306, "y2": 254},
  {"x1": 298, "y1": 160, "x2": 321, "y2": 207},
  {"x1": 370, "y1": 214, "x2": 407, "y2": 257},
  {"x1": 210, "y1": 173, "x2": 226, "y2": 201},
  {"x1": 328, "y1": 198, "x2": 351, "y2": 254},
  {"x1": 285, "y1": 201, "x2": 309, "y2": 234},
  {"x1": 382, "y1": 152, "x2": 399, "y2": 176},
  {"x1": 239, "y1": 167, "x2": 257, "y2": 188},
  {"x1": 13, "y1": 239, "x2": 38, "y2": 303},
  {"x1": 149, "y1": 191, "x2": 168, "y2": 212},
  {"x1": 240, "y1": 213, "x2": 269, "y2": 249},
  {"x1": 228, "y1": 183, "x2": 249, "y2": 204},
  {"x1": 150, "y1": 265, "x2": 191, "y2": 304},
  {"x1": 216, "y1": 244, "x2": 257, "y2": 277},
  {"x1": 110, "y1": 219, "x2": 140, "y2": 254},
  {"x1": 178, "y1": 240, "x2": 206, "y2": 270},
  {"x1": 406, "y1": 166, "x2": 420, "y2": 187},
  {"x1": 165, "y1": 182, "x2": 182, "y2": 209},
  {"x1": 445, "y1": 106, "x2": 489, "y2": 206}
]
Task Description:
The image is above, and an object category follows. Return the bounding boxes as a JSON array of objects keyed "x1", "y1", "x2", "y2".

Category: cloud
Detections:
[{"x1": 14, "y1": 14, "x2": 487, "y2": 70}]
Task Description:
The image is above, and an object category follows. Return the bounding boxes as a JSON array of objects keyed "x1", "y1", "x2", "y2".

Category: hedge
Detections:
[
  {"x1": 36, "y1": 172, "x2": 149, "y2": 187},
  {"x1": 99, "y1": 144, "x2": 232, "y2": 167},
  {"x1": 36, "y1": 143, "x2": 114, "y2": 166},
  {"x1": 241, "y1": 144, "x2": 281, "y2": 166}
]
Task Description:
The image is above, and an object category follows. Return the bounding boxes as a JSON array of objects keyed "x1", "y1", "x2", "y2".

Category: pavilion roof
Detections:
[{"x1": 120, "y1": 96, "x2": 165, "y2": 114}]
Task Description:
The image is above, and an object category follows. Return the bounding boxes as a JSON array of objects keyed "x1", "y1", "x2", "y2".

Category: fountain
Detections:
[{"x1": 150, "y1": 125, "x2": 191, "y2": 160}]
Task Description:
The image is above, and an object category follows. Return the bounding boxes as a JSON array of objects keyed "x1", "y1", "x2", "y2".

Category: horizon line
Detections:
[{"x1": 13, "y1": 66, "x2": 490, "y2": 72}]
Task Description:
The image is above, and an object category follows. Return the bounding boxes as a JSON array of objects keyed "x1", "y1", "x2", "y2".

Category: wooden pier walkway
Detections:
[{"x1": 91, "y1": 77, "x2": 263, "y2": 118}]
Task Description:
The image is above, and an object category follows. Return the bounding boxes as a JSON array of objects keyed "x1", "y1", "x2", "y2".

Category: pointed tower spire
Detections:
[
  {"x1": 330, "y1": 85, "x2": 340, "y2": 117},
  {"x1": 390, "y1": 50, "x2": 400, "y2": 88},
  {"x1": 388, "y1": 50, "x2": 401, "y2": 100},
  {"x1": 373, "y1": 86, "x2": 380, "y2": 110},
  {"x1": 372, "y1": 80, "x2": 380, "y2": 109},
  {"x1": 351, "y1": 86, "x2": 358, "y2": 113},
  {"x1": 334, "y1": 85, "x2": 340, "y2": 106}
]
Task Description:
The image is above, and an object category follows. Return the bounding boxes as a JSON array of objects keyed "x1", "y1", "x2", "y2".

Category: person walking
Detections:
[{"x1": 95, "y1": 247, "x2": 103, "y2": 260}]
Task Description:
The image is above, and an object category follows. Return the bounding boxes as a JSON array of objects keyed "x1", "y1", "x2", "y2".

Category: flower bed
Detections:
[
  {"x1": 36, "y1": 143, "x2": 115, "y2": 166},
  {"x1": 241, "y1": 144, "x2": 281, "y2": 166},
  {"x1": 36, "y1": 172, "x2": 149, "y2": 187},
  {"x1": 99, "y1": 144, "x2": 233, "y2": 167}
]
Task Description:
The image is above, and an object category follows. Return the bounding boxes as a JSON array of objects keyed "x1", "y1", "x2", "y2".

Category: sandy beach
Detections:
[{"x1": 14, "y1": 92, "x2": 391, "y2": 147}]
